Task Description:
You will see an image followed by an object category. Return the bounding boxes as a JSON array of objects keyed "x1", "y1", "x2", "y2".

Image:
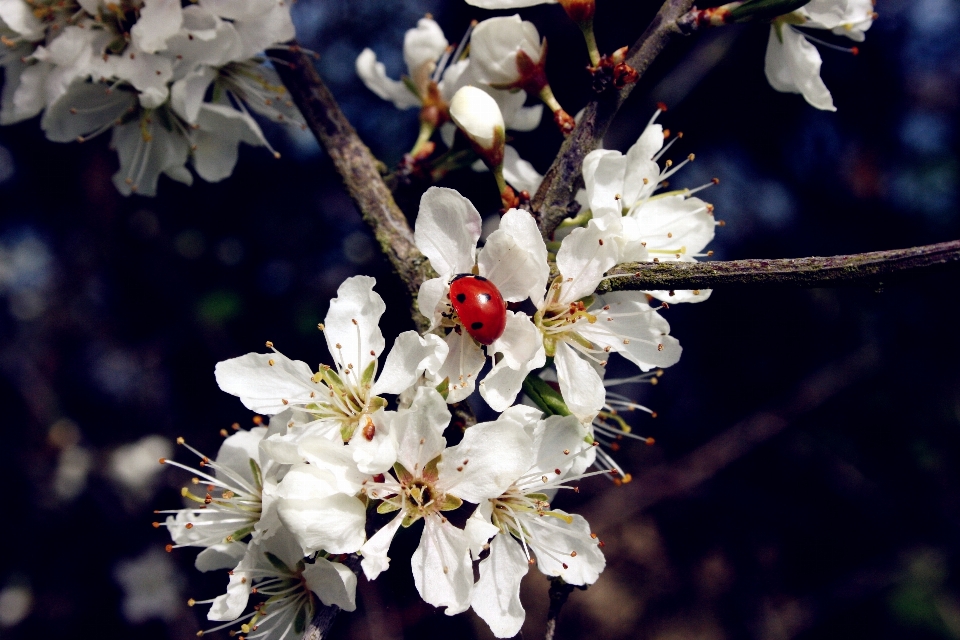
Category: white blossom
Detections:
[
  {"x1": 534, "y1": 220, "x2": 682, "y2": 422},
  {"x1": 359, "y1": 388, "x2": 536, "y2": 615},
  {"x1": 414, "y1": 187, "x2": 547, "y2": 409},
  {"x1": 581, "y1": 111, "x2": 718, "y2": 303},
  {"x1": 469, "y1": 15, "x2": 543, "y2": 89},
  {"x1": 449, "y1": 85, "x2": 505, "y2": 158},
  {"x1": 158, "y1": 427, "x2": 281, "y2": 571},
  {"x1": 764, "y1": 0, "x2": 875, "y2": 111},
  {"x1": 465, "y1": 409, "x2": 605, "y2": 637},
  {"x1": 216, "y1": 275, "x2": 447, "y2": 472},
  {"x1": 199, "y1": 527, "x2": 357, "y2": 635},
  {"x1": 356, "y1": 17, "x2": 450, "y2": 111},
  {"x1": 0, "y1": 0, "x2": 304, "y2": 194}
]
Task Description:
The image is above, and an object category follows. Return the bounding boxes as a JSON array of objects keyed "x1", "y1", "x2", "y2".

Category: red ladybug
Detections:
[{"x1": 448, "y1": 274, "x2": 507, "y2": 346}]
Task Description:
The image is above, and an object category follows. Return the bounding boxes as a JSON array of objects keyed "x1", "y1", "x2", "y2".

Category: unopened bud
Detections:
[{"x1": 449, "y1": 86, "x2": 505, "y2": 167}]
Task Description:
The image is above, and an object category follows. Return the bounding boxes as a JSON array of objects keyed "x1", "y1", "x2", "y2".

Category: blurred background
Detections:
[{"x1": 1, "y1": 0, "x2": 959, "y2": 638}]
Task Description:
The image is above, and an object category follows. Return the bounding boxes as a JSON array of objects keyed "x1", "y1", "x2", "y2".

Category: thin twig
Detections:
[
  {"x1": 544, "y1": 578, "x2": 576, "y2": 640},
  {"x1": 595, "y1": 239, "x2": 960, "y2": 292},
  {"x1": 272, "y1": 44, "x2": 435, "y2": 322},
  {"x1": 302, "y1": 602, "x2": 341, "y2": 640},
  {"x1": 532, "y1": 0, "x2": 696, "y2": 239}
]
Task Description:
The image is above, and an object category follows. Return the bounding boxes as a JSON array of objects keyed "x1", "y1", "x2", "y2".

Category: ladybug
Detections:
[{"x1": 448, "y1": 274, "x2": 507, "y2": 346}]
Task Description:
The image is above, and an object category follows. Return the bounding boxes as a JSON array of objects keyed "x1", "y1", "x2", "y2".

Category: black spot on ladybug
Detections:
[
  {"x1": 471, "y1": 321, "x2": 484, "y2": 330},
  {"x1": 456, "y1": 293, "x2": 467, "y2": 303},
  {"x1": 474, "y1": 275, "x2": 488, "y2": 282},
  {"x1": 478, "y1": 293, "x2": 491, "y2": 303}
]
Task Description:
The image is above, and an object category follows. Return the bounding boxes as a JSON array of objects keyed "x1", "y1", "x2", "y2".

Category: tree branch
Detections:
[
  {"x1": 595, "y1": 239, "x2": 960, "y2": 292},
  {"x1": 272, "y1": 44, "x2": 435, "y2": 321},
  {"x1": 532, "y1": 0, "x2": 696, "y2": 239}
]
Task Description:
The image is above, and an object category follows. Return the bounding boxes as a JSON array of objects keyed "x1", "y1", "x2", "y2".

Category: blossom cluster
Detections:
[
  {"x1": 0, "y1": 0, "x2": 304, "y2": 195},
  {"x1": 158, "y1": 106, "x2": 719, "y2": 637},
  {"x1": 355, "y1": 14, "x2": 556, "y2": 196}
]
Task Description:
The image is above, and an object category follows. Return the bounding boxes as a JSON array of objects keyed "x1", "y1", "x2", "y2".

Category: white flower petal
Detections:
[
  {"x1": 360, "y1": 513, "x2": 403, "y2": 580},
  {"x1": 303, "y1": 558, "x2": 357, "y2": 612},
  {"x1": 192, "y1": 103, "x2": 268, "y2": 182},
  {"x1": 764, "y1": 26, "x2": 835, "y2": 111},
  {"x1": 347, "y1": 412, "x2": 397, "y2": 475},
  {"x1": 2, "y1": 61, "x2": 48, "y2": 126},
  {"x1": 472, "y1": 534, "x2": 528, "y2": 638},
  {"x1": 372, "y1": 331, "x2": 449, "y2": 396},
  {"x1": 439, "y1": 418, "x2": 534, "y2": 503},
  {"x1": 506, "y1": 104, "x2": 544, "y2": 132},
  {"x1": 555, "y1": 222, "x2": 620, "y2": 305},
  {"x1": 528, "y1": 513, "x2": 605, "y2": 585},
  {"x1": 528, "y1": 415, "x2": 590, "y2": 478},
  {"x1": 277, "y1": 494, "x2": 367, "y2": 555},
  {"x1": 208, "y1": 564, "x2": 251, "y2": 620},
  {"x1": 645, "y1": 288, "x2": 713, "y2": 304},
  {"x1": 131, "y1": 0, "x2": 183, "y2": 53},
  {"x1": 554, "y1": 340, "x2": 605, "y2": 422},
  {"x1": 195, "y1": 542, "x2": 247, "y2": 572},
  {"x1": 215, "y1": 426, "x2": 267, "y2": 489},
  {"x1": 437, "y1": 329, "x2": 485, "y2": 403},
  {"x1": 630, "y1": 194, "x2": 715, "y2": 258},
  {"x1": 0, "y1": 0, "x2": 44, "y2": 40},
  {"x1": 171, "y1": 66, "x2": 217, "y2": 123},
  {"x1": 579, "y1": 293, "x2": 682, "y2": 370},
  {"x1": 412, "y1": 516, "x2": 473, "y2": 614},
  {"x1": 480, "y1": 312, "x2": 545, "y2": 411},
  {"x1": 355, "y1": 48, "x2": 421, "y2": 110},
  {"x1": 230, "y1": 0, "x2": 294, "y2": 59},
  {"x1": 41, "y1": 80, "x2": 137, "y2": 143},
  {"x1": 464, "y1": 501, "x2": 498, "y2": 559},
  {"x1": 415, "y1": 187, "x2": 482, "y2": 278},
  {"x1": 583, "y1": 149, "x2": 626, "y2": 220},
  {"x1": 478, "y1": 208, "x2": 549, "y2": 303},
  {"x1": 324, "y1": 275, "x2": 386, "y2": 374},
  {"x1": 394, "y1": 387, "x2": 450, "y2": 473},
  {"x1": 403, "y1": 18, "x2": 448, "y2": 82},
  {"x1": 470, "y1": 15, "x2": 542, "y2": 87},
  {"x1": 417, "y1": 277, "x2": 447, "y2": 330},
  {"x1": 501, "y1": 144, "x2": 543, "y2": 194},
  {"x1": 111, "y1": 116, "x2": 190, "y2": 197},
  {"x1": 215, "y1": 351, "x2": 317, "y2": 415},
  {"x1": 449, "y1": 85, "x2": 505, "y2": 153}
]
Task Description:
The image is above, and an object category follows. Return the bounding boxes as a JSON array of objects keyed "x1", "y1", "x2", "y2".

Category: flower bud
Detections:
[
  {"x1": 559, "y1": 0, "x2": 596, "y2": 23},
  {"x1": 449, "y1": 86, "x2": 505, "y2": 167},
  {"x1": 470, "y1": 15, "x2": 546, "y2": 93}
]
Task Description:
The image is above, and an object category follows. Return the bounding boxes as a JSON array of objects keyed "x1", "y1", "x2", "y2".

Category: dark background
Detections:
[{"x1": 1, "y1": 0, "x2": 959, "y2": 638}]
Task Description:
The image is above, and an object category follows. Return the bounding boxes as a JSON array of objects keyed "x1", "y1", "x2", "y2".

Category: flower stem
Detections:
[{"x1": 580, "y1": 19, "x2": 602, "y2": 67}]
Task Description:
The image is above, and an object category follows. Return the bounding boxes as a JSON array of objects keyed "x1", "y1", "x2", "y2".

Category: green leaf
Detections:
[
  {"x1": 440, "y1": 493, "x2": 463, "y2": 511},
  {"x1": 294, "y1": 603, "x2": 307, "y2": 634},
  {"x1": 393, "y1": 462, "x2": 414, "y2": 485},
  {"x1": 422, "y1": 455, "x2": 442, "y2": 483},
  {"x1": 377, "y1": 501, "x2": 401, "y2": 514},
  {"x1": 435, "y1": 376, "x2": 450, "y2": 400},
  {"x1": 522, "y1": 375, "x2": 571, "y2": 417},
  {"x1": 360, "y1": 359, "x2": 377, "y2": 387},
  {"x1": 264, "y1": 551, "x2": 291, "y2": 573}
]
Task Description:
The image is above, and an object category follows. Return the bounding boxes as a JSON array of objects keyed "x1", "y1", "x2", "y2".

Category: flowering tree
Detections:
[{"x1": 2, "y1": 0, "x2": 959, "y2": 638}]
